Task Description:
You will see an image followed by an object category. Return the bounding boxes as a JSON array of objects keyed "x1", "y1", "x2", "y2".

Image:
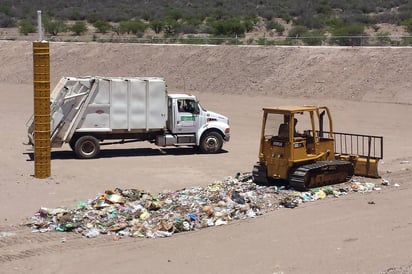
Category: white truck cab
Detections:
[{"x1": 157, "y1": 93, "x2": 230, "y2": 153}]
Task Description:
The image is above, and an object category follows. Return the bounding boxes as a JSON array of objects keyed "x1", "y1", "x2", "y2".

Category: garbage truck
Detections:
[{"x1": 27, "y1": 76, "x2": 230, "y2": 158}]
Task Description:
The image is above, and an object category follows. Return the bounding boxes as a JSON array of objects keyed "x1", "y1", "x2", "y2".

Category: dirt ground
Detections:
[{"x1": 0, "y1": 41, "x2": 411, "y2": 274}]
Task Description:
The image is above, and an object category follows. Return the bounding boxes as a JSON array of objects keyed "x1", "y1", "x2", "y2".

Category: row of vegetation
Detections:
[{"x1": 2, "y1": 0, "x2": 412, "y2": 46}]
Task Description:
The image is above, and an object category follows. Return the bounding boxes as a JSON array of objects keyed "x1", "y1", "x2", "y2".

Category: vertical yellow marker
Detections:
[{"x1": 33, "y1": 10, "x2": 50, "y2": 178}]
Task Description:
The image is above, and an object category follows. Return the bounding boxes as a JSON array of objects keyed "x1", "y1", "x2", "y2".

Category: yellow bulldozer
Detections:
[{"x1": 252, "y1": 106, "x2": 383, "y2": 190}]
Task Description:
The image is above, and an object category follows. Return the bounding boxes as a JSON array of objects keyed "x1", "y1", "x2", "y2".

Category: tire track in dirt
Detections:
[{"x1": 0, "y1": 224, "x2": 129, "y2": 264}]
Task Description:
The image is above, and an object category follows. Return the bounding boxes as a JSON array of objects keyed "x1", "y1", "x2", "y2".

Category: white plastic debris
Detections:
[{"x1": 381, "y1": 179, "x2": 390, "y2": 186}]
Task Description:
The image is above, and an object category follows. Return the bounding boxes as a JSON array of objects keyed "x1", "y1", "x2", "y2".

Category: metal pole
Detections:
[{"x1": 37, "y1": 10, "x2": 43, "y2": 41}]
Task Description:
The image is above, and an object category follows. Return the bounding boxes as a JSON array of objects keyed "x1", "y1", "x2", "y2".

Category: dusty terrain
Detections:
[{"x1": 0, "y1": 40, "x2": 411, "y2": 274}]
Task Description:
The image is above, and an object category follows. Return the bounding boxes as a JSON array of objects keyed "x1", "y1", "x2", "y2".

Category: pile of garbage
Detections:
[{"x1": 26, "y1": 173, "x2": 395, "y2": 239}]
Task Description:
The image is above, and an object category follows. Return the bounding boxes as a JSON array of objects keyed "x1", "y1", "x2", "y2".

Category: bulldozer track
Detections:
[
  {"x1": 252, "y1": 162, "x2": 269, "y2": 185},
  {"x1": 289, "y1": 160, "x2": 354, "y2": 190}
]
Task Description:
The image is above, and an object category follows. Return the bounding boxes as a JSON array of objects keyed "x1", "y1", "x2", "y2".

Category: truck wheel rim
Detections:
[
  {"x1": 205, "y1": 136, "x2": 219, "y2": 151},
  {"x1": 82, "y1": 141, "x2": 95, "y2": 155}
]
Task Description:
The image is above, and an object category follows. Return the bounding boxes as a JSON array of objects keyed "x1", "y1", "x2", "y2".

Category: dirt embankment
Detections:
[{"x1": 1, "y1": 41, "x2": 411, "y2": 104}]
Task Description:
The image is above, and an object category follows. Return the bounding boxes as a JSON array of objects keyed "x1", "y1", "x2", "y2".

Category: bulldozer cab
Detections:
[{"x1": 258, "y1": 106, "x2": 336, "y2": 180}]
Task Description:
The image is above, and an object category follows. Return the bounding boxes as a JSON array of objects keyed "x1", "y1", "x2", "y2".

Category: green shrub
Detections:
[
  {"x1": 376, "y1": 32, "x2": 391, "y2": 46},
  {"x1": 209, "y1": 17, "x2": 247, "y2": 36},
  {"x1": 302, "y1": 30, "x2": 326, "y2": 46},
  {"x1": 183, "y1": 35, "x2": 206, "y2": 44},
  {"x1": 149, "y1": 20, "x2": 164, "y2": 34},
  {"x1": 165, "y1": 7, "x2": 183, "y2": 21},
  {"x1": 401, "y1": 19, "x2": 412, "y2": 33},
  {"x1": 86, "y1": 13, "x2": 101, "y2": 24},
  {"x1": 44, "y1": 18, "x2": 67, "y2": 36},
  {"x1": 18, "y1": 19, "x2": 36, "y2": 35},
  {"x1": 243, "y1": 16, "x2": 258, "y2": 32},
  {"x1": 325, "y1": 17, "x2": 344, "y2": 29},
  {"x1": 67, "y1": 10, "x2": 83, "y2": 21},
  {"x1": 266, "y1": 20, "x2": 285, "y2": 35},
  {"x1": 330, "y1": 23, "x2": 366, "y2": 46},
  {"x1": 288, "y1": 26, "x2": 308, "y2": 38},
  {"x1": 70, "y1": 21, "x2": 88, "y2": 35},
  {"x1": 119, "y1": 20, "x2": 147, "y2": 35},
  {"x1": 225, "y1": 37, "x2": 243, "y2": 45},
  {"x1": 163, "y1": 23, "x2": 177, "y2": 37},
  {"x1": 93, "y1": 21, "x2": 112, "y2": 33},
  {"x1": 256, "y1": 38, "x2": 277, "y2": 45},
  {"x1": 401, "y1": 36, "x2": 412, "y2": 46},
  {"x1": 275, "y1": 39, "x2": 293, "y2": 46}
]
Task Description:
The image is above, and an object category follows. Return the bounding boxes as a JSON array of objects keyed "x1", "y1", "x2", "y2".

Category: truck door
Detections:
[{"x1": 175, "y1": 99, "x2": 199, "y2": 133}]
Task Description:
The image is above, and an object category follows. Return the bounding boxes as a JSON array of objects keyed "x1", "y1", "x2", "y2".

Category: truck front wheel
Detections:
[
  {"x1": 74, "y1": 136, "x2": 100, "y2": 159},
  {"x1": 199, "y1": 131, "x2": 223, "y2": 153}
]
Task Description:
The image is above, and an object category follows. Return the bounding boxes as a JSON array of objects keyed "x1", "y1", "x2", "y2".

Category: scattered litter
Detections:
[
  {"x1": 0, "y1": 232, "x2": 16, "y2": 238},
  {"x1": 382, "y1": 179, "x2": 390, "y2": 186},
  {"x1": 26, "y1": 173, "x2": 395, "y2": 239}
]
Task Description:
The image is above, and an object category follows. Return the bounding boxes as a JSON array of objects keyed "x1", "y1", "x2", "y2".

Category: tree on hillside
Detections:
[
  {"x1": 163, "y1": 22, "x2": 178, "y2": 37},
  {"x1": 70, "y1": 21, "x2": 88, "y2": 35},
  {"x1": 119, "y1": 20, "x2": 147, "y2": 36},
  {"x1": 401, "y1": 19, "x2": 412, "y2": 33},
  {"x1": 150, "y1": 20, "x2": 164, "y2": 34},
  {"x1": 43, "y1": 18, "x2": 67, "y2": 36},
  {"x1": 288, "y1": 26, "x2": 308, "y2": 38},
  {"x1": 18, "y1": 19, "x2": 36, "y2": 35},
  {"x1": 266, "y1": 20, "x2": 285, "y2": 35},
  {"x1": 93, "y1": 20, "x2": 112, "y2": 33},
  {"x1": 210, "y1": 17, "x2": 247, "y2": 36},
  {"x1": 330, "y1": 23, "x2": 366, "y2": 46},
  {"x1": 86, "y1": 12, "x2": 102, "y2": 24},
  {"x1": 302, "y1": 30, "x2": 326, "y2": 46}
]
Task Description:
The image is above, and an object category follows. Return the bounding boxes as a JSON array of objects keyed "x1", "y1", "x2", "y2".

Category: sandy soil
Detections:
[{"x1": 0, "y1": 41, "x2": 411, "y2": 274}]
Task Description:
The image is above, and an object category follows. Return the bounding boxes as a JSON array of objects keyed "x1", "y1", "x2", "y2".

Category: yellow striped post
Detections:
[{"x1": 33, "y1": 41, "x2": 51, "y2": 178}]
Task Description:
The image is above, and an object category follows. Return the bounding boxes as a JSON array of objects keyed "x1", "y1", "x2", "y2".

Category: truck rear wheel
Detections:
[
  {"x1": 199, "y1": 131, "x2": 223, "y2": 153},
  {"x1": 74, "y1": 136, "x2": 100, "y2": 159}
]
